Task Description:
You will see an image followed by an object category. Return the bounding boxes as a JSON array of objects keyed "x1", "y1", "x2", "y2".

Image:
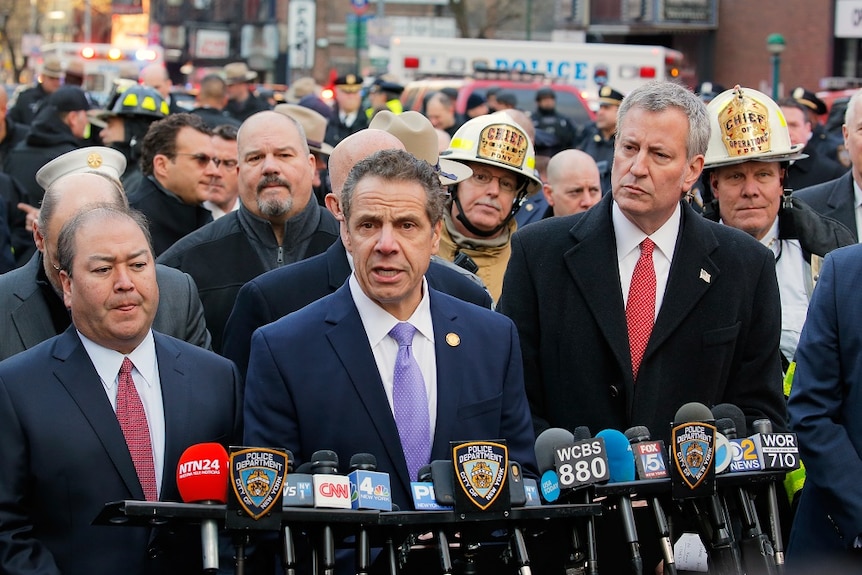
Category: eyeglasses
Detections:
[
  {"x1": 470, "y1": 170, "x2": 522, "y2": 194},
  {"x1": 175, "y1": 153, "x2": 237, "y2": 169}
]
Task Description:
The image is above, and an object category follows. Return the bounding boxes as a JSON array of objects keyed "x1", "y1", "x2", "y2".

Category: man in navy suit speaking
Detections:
[{"x1": 243, "y1": 149, "x2": 537, "y2": 512}]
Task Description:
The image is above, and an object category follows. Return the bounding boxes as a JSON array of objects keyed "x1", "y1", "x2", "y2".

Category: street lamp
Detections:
[{"x1": 766, "y1": 33, "x2": 786, "y2": 100}]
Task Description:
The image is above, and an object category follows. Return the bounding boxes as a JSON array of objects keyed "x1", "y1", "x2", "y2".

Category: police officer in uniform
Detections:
[
  {"x1": 791, "y1": 87, "x2": 847, "y2": 168},
  {"x1": 324, "y1": 74, "x2": 368, "y2": 148},
  {"x1": 532, "y1": 87, "x2": 578, "y2": 157},
  {"x1": 579, "y1": 86, "x2": 624, "y2": 195}
]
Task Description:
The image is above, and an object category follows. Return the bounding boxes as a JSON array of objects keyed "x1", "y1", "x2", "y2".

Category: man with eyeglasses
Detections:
[
  {"x1": 203, "y1": 125, "x2": 240, "y2": 219},
  {"x1": 436, "y1": 112, "x2": 543, "y2": 302},
  {"x1": 128, "y1": 113, "x2": 217, "y2": 256}
]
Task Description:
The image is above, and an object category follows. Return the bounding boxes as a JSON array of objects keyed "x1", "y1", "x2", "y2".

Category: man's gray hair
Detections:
[{"x1": 617, "y1": 81, "x2": 710, "y2": 160}]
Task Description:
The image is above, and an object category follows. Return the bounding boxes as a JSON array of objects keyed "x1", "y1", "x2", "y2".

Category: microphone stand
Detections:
[{"x1": 282, "y1": 525, "x2": 297, "y2": 575}]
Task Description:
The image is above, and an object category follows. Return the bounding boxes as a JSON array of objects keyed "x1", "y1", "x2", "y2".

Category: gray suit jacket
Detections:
[
  {"x1": 0, "y1": 253, "x2": 211, "y2": 361},
  {"x1": 793, "y1": 171, "x2": 858, "y2": 242}
]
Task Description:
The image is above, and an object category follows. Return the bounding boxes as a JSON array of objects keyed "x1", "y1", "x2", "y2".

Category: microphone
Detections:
[
  {"x1": 712, "y1": 410, "x2": 777, "y2": 575},
  {"x1": 624, "y1": 426, "x2": 676, "y2": 575},
  {"x1": 411, "y1": 464, "x2": 452, "y2": 510},
  {"x1": 673, "y1": 403, "x2": 743, "y2": 575},
  {"x1": 311, "y1": 450, "x2": 350, "y2": 509},
  {"x1": 348, "y1": 453, "x2": 392, "y2": 511},
  {"x1": 176, "y1": 442, "x2": 229, "y2": 573},
  {"x1": 534, "y1": 427, "x2": 574, "y2": 503},
  {"x1": 310, "y1": 450, "x2": 345, "y2": 575},
  {"x1": 713, "y1": 419, "x2": 734, "y2": 474},
  {"x1": 347, "y1": 453, "x2": 389, "y2": 575},
  {"x1": 281, "y1": 451, "x2": 298, "y2": 575},
  {"x1": 753, "y1": 419, "x2": 785, "y2": 569},
  {"x1": 597, "y1": 429, "x2": 641, "y2": 575}
]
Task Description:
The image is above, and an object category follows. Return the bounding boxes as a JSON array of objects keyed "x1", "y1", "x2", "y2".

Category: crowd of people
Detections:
[{"x1": 0, "y1": 57, "x2": 860, "y2": 574}]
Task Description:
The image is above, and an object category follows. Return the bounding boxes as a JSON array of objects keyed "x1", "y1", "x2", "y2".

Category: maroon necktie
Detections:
[
  {"x1": 117, "y1": 357, "x2": 158, "y2": 501},
  {"x1": 626, "y1": 239, "x2": 656, "y2": 381}
]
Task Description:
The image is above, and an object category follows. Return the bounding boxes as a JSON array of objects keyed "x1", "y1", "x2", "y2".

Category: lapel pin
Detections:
[
  {"x1": 446, "y1": 333, "x2": 460, "y2": 347},
  {"x1": 699, "y1": 269, "x2": 711, "y2": 284}
]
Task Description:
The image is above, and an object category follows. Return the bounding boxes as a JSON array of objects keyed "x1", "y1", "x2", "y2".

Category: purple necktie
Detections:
[
  {"x1": 389, "y1": 322, "x2": 431, "y2": 482},
  {"x1": 117, "y1": 357, "x2": 158, "y2": 501}
]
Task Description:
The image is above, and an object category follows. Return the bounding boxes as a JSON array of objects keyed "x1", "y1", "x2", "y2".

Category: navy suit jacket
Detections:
[
  {"x1": 243, "y1": 283, "x2": 537, "y2": 511},
  {"x1": 499, "y1": 194, "x2": 786, "y2": 443},
  {"x1": 788, "y1": 244, "x2": 862, "y2": 558},
  {"x1": 793, "y1": 171, "x2": 858, "y2": 242},
  {"x1": 0, "y1": 328, "x2": 241, "y2": 575},
  {"x1": 223, "y1": 238, "x2": 493, "y2": 379}
]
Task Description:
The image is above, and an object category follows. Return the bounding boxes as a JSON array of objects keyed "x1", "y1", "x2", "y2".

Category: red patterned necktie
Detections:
[
  {"x1": 626, "y1": 238, "x2": 656, "y2": 381},
  {"x1": 117, "y1": 357, "x2": 158, "y2": 501}
]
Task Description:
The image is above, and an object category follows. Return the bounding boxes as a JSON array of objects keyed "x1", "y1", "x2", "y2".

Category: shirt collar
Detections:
[
  {"x1": 854, "y1": 177, "x2": 862, "y2": 208},
  {"x1": 612, "y1": 200, "x2": 681, "y2": 262},
  {"x1": 78, "y1": 330, "x2": 157, "y2": 393},
  {"x1": 348, "y1": 274, "x2": 434, "y2": 348}
]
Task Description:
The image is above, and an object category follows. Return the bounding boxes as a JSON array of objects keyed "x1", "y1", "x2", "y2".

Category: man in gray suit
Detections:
[{"x1": 0, "y1": 151, "x2": 210, "y2": 361}]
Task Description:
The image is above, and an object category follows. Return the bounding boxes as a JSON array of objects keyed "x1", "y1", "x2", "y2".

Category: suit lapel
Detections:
[
  {"x1": 564, "y1": 195, "x2": 632, "y2": 377},
  {"x1": 10, "y1": 293, "x2": 58, "y2": 350},
  {"x1": 323, "y1": 286, "x2": 411, "y2": 489},
  {"x1": 52, "y1": 329, "x2": 145, "y2": 499},
  {"x1": 646, "y1": 205, "x2": 719, "y2": 358},
  {"x1": 11, "y1": 256, "x2": 60, "y2": 350},
  {"x1": 154, "y1": 333, "x2": 190, "y2": 501},
  {"x1": 827, "y1": 173, "x2": 858, "y2": 241},
  {"x1": 428, "y1": 291, "x2": 461, "y2": 460}
]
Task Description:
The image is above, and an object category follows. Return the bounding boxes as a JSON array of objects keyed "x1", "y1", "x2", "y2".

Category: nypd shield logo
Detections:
[
  {"x1": 230, "y1": 448, "x2": 287, "y2": 520},
  {"x1": 453, "y1": 441, "x2": 508, "y2": 511},
  {"x1": 672, "y1": 423, "x2": 716, "y2": 490}
]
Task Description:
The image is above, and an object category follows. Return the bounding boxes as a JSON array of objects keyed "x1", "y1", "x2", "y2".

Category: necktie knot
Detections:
[
  {"x1": 389, "y1": 322, "x2": 417, "y2": 347},
  {"x1": 640, "y1": 237, "x2": 655, "y2": 257},
  {"x1": 120, "y1": 357, "x2": 134, "y2": 377}
]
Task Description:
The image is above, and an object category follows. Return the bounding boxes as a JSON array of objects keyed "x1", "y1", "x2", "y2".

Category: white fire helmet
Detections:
[
  {"x1": 704, "y1": 85, "x2": 806, "y2": 169},
  {"x1": 441, "y1": 112, "x2": 543, "y2": 196}
]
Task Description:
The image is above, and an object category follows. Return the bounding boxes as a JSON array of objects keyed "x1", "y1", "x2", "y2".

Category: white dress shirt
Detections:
[
  {"x1": 348, "y1": 273, "x2": 438, "y2": 439},
  {"x1": 79, "y1": 330, "x2": 165, "y2": 496},
  {"x1": 613, "y1": 200, "x2": 681, "y2": 319}
]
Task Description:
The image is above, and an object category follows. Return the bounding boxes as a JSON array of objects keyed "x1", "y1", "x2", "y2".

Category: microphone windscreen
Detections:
[
  {"x1": 296, "y1": 462, "x2": 313, "y2": 474},
  {"x1": 715, "y1": 417, "x2": 737, "y2": 439},
  {"x1": 311, "y1": 450, "x2": 339, "y2": 474},
  {"x1": 673, "y1": 401, "x2": 714, "y2": 424},
  {"x1": 416, "y1": 464, "x2": 432, "y2": 482},
  {"x1": 712, "y1": 403, "x2": 747, "y2": 436},
  {"x1": 284, "y1": 449, "x2": 295, "y2": 473},
  {"x1": 349, "y1": 453, "x2": 377, "y2": 471},
  {"x1": 624, "y1": 425, "x2": 651, "y2": 444},
  {"x1": 534, "y1": 428, "x2": 574, "y2": 473},
  {"x1": 596, "y1": 429, "x2": 635, "y2": 482},
  {"x1": 177, "y1": 443, "x2": 229, "y2": 503},
  {"x1": 572, "y1": 426, "x2": 592, "y2": 441}
]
